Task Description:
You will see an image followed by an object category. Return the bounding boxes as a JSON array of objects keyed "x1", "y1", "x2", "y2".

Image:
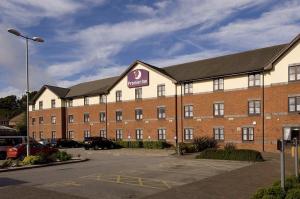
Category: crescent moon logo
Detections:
[{"x1": 134, "y1": 70, "x2": 142, "y2": 80}]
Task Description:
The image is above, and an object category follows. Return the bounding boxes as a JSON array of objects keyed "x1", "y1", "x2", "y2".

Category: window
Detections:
[
  {"x1": 289, "y1": 96, "x2": 300, "y2": 112},
  {"x1": 136, "y1": 129, "x2": 143, "y2": 140},
  {"x1": 184, "y1": 83, "x2": 193, "y2": 94},
  {"x1": 116, "y1": 91, "x2": 122, "y2": 102},
  {"x1": 249, "y1": 74, "x2": 261, "y2": 87},
  {"x1": 32, "y1": 118, "x2": 36, "y2": 125},
  {"x1": 99, "y1": 112, "x2": 106, "y2": 122},
  {"x1": 214, "y1": 103, "x2": 224, "y2": 117},
  {"x1": 68, "y1": 115, "x2": 74, "y2": 123},
  {"x1": 184, "y1": 105, "x2": 193, "y2": 118},
  {"x1": 39, "y1": 131, "x2": 43, "y2": 140},
  {"x1": 84, "y1": 97, "x2": 89, "y2": 105},
  {"x1": 157, "y1": 107, "x2": 166, "y2": 119},
  {"x1": 157, "y1": 84, "x2": 165, "y2": 97},
  {"x1": 100, "y1": 95, "x2": 106, "y2": 104},
  {"x1": 32, "y1": 132, "x2": 36, "y2": 139},
  {"x1": 135, "y1": 109, "x2": 143, "y2": 120},
  {"x1": 184, "y1": 128, "x2": 193, "y2": 140},
  {"x1": 51, "y1": 99, "x2": 56, "y2": 108},
  {"x1": 213, "y1": 78, "x2": 224, "y2": 91},
  {"x1": 116, "y1": 129, "x2": 123, "y2": 140},
  {"x1": 32, "y1": 105, "x2": 35, "y2": 111},
  {"x1": 100, "y1": 129, "x2": 106, "y2": 138},
  {"x1": 135, "y1": 88, "x2": 142, "y2": 100},
  {"x1": 39, "y1": 101, "x2": 43, "y2": 110},
  {"x1": 67, "y1": 131, "x2": 74, "y2": 139},
  {"x1": 289, "y1": 65, "x2": 300, "y2": 81},
  {"x1": 158, "y1": 128, "x2": 166, "y2": 140},
  {"x1": 51, "y1": 131, "x2": 56, "y2": 139},
  {"x1": 68, "y1": 100, "x2": 73, "y2": 107},
  {"x1": 248, "y1": 100, "x2": 261, "y2": 115},
  {"x1": 214, "y1": 128, "x2": 224, "y2": 140},
  {"x1": 242, "y1": 127, "x2": 254, "y2": 141},
  {"x1": 84, "y1": 113, "x2": 90, "y2": 123},
  {"x1": 51, "y1": 116, "x2": 56, "y2": 124},
  {"x1": 84, "y1": 130, "x2": 90, "y2": 138},
  {"x1": 116, "y1": 111, "x2": 122, "y2": 121},
  {"x1": 39, "y1": 117, "x2": 44, "y2": 124}
]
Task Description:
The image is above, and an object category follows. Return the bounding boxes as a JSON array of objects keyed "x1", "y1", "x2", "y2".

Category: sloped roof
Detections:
[
  {"x1": 9, "y1": 112, "x2": 25, "y2": 123},
  {"x1": 163, "y1": 44, "x2": 288, "y2": 82},
  {"x1": 31, "y1": 85, "x2": 70, "y2": 103}
]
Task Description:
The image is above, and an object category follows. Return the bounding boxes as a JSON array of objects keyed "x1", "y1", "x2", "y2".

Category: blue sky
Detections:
[{"x1": 0, "y1": 0, "x2": 300, "y2": 97}]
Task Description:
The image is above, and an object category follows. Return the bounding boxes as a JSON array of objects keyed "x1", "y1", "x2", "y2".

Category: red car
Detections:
[{"x1": 7, "y1": 142, "x2": 58, "y2": 160}]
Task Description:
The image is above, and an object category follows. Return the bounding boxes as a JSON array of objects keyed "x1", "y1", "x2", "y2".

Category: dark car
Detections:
[
  {"x1": 83, "y1": 137, "x2": 114, "y2": 150},
  {"x1": 55, "y1": 139, "x2": 81, "y2": 148}
]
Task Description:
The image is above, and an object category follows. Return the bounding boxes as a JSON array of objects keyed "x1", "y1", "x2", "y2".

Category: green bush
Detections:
[
  {"x1": 197, "y1": 148, "x2": 264, "y2": 162},
  {"x1": 224, "y1": 142, "x2": 236, "y2": 151},
  {"x1": 56, "y1": 151, "x2": 72, "y2": 161},
  {"x1": 193, "y1": 136, "x2": 217, "y2": 152},
  {"x1": 286, "y1": 189, "x2": 300, "y2": 199},
  {"x1": 114, "y1": 141, "x2": 170, "y2": 149},
  {"x1": 178, "y1": 143, "x2": 196, "y2": 154},
  {"x1": 22, "y1": 155, "x2": 43, "y2": 165},
  {"x1": 0, "y1": 159, "x2": 13, "y2": 168}
]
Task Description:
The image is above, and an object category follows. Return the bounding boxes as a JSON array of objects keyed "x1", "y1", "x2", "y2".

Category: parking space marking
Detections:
[{"x1": 44, "y1": 181, "x2": 81, "y2": 188}]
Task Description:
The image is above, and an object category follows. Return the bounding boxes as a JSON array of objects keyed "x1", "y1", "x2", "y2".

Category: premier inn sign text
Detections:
[{"x1": 127, "y1": 69, "x2": 149, "y2": 88}]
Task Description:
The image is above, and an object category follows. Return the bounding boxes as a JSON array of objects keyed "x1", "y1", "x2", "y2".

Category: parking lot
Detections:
[{"x1": 0, "y1": 148, "x2": 251, "y2": 199}]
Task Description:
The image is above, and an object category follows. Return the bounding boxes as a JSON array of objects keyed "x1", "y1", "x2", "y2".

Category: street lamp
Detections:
[{"x1": 8, "y1": 28, "x2": 44, "y2": 157}]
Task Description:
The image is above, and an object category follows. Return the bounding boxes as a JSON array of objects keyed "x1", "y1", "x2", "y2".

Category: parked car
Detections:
[
  {"x1": 53, "y1": 139, "x2": 81, "y2": 148},
  {"x1": 6, "y1": 142, "x2": 58, "y2": 160},
  {"x1": 38, "y1": 139, "x2": 50, "y2": 146},
  {"x1": 83, "y1": 137, "x2": 115, "y2": 150},
  {"x1": 0, "y1": 136, "x2": 26, "y2": 160}
]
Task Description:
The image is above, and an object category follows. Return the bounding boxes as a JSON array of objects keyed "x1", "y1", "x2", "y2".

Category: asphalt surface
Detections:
[{"x1": 0, "y1": 148, "x2": 250, "y2": 199}]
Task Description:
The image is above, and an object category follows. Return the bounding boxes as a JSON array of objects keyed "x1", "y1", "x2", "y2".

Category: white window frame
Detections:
[
  {"x1": 184, "y1": 128, "x2": 193, "y2": 140},
  {"x1": 136, "y1": 129, "x2": 143, "y2": 140},
  {"x1": 184, "y1": 105, "x2": 193, "y2": 118},
  {"x1": 214, "y1": 128, "x2": 224, "y2": 140},
  {"x1": 213, "y1": 78, "x2": 224, "y2": 91},
  {"x1": 158, "y1": 128, "x2": 166, "y2": 140},
  {"x1": 242, "y1": 127, "x2": 254, "y2": 141},
  {"x1": 157, "y1": 84, "x2": 165, "y2": 97}
]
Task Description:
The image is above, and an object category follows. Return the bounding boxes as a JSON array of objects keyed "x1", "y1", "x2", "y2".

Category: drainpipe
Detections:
[
  {"x1": 180, "y1": 83, "x2": 184, "y2": 143},
  {"x1": 175, "y1": 83, "x2": 178, "y2": 153},
  {"x1": 262, "y1": 70, "x2": 265, "y2": 152},
  {"x1": 105, "y1": 94, "x2": 108, "y2": 139}
]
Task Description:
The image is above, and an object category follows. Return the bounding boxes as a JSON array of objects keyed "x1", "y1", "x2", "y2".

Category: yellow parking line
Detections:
[
  {"x1": 161, "y1": 180, "x2": 171, "y2": 189},
  {"x1": 138, "y1": 178, "x2": 143, "y2": 186},
  {"x1": 116, "y1": 175, "x2": 121, "y2": 183},
  {"x1": 63, "y1": 181, "x2": 81, "y2": 187}
]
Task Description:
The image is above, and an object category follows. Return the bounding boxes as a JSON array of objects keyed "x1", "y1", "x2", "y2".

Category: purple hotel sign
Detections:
[{"x1": 127, "y1": 69, "x2": 149, "y2": 88}]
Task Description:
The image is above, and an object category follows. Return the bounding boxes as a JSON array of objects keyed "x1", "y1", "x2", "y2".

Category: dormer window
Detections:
[
  {"x1": 84, "y1": 97, "x2": 89, "y2": 105},
  {"x1": 51, "y1": 99, "x2": 56, "y2": 108},
  {"x1": 184, "y1": 83, "x2": 193, "y2": 94},
  {"x1": 248, "y1": 74, "x2": 260, "y2": 87},
  {"x1": 39, "y1": 101, "x2": 43, "y2": 110}
]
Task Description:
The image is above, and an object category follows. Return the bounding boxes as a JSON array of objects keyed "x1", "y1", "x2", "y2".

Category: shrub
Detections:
[
  {"x1": 193, "y1": 136, "x2": 217, "y2": 152},
  {"x1": 56, "y1": 151, "x2": 72, "y2": 161},
  {"x1": 0, "y1": 159, "x2": 13, "y2": 168},
  {"x1": 286, "y1": 189, "x2": 300, "y2": 199},
  {"x1": 224, "y1": 142, "x2": 236, "y2": 151},
  {"x1": 22, "y1": 155, "x2": 43, "y2": 165},
  {"x1": 197, "y1": 148, "x2": 264, "y2": 162},
  {"x1": 114, "y1": 141, "x2": 170, "y2": 149},
  {"x1": 178, "y1": 143, "x2": 196, "y2": 154}
]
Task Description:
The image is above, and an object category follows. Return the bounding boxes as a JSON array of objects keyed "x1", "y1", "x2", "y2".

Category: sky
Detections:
[{"x1": 0, "y1": 0, "x2": 300, "y2": 97}]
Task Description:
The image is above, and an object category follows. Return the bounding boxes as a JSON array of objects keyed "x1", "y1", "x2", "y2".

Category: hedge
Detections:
[
  {"x1": 196, "y1": 148, "x2": 264, "y2": 162},
  {"x1": 114, "y1": 141, "x2": 170, "y2": 149}
]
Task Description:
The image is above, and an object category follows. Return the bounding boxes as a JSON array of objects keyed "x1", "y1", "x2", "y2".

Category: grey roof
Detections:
[
  {"x1": 65, "y1": 76, "x2": 119, "y2": 98},
  {"x1": 0, "y1": 125, "x2": 16, "y2": 132},
  {"x1": 46, "y1": 85, "x2": 70, "y2": 97},
  {"x1": 163, "y1": 44, "x2": 288, "y2": 82}
]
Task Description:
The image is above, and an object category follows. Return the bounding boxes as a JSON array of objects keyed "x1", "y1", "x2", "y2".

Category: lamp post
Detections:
[{"x1": 7, "y1": 28, "x2": 44, "y2": 157}]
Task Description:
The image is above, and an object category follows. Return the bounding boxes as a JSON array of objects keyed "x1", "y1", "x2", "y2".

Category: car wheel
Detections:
[
  {"x1": 0, "y1": 152, "x2": 6, "y2": 160},
  {"x1": 84, "y1": 147, "x2": 89, "y2": 150},
  {"x1": 94, "y1": 145, "x2": 99, "y2": 150}
]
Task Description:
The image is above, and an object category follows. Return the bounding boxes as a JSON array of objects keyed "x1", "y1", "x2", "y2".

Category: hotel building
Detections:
[{"x1": 29, "y1": 34, "x2": 300, "y2": 152}]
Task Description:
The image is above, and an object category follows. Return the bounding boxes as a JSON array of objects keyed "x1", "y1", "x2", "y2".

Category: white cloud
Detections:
[{"x1": 0, "y1": 86, "x2": 24, "y2": 98}]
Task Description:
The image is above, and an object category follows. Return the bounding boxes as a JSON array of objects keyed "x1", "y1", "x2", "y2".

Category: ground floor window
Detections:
[
  {"x1": 136, "y1": 129, "x2": 143, "y2": 140},
  {"x1": 214, "y1": 128, "x2": 224, "y2": 140},
  {"x1": 242, "y1": 127, "x2": 254, "y2": 141},
  {"x1": 67, "y1": 131, "x2": 74, "y2": 139},
  {"x1": 39, "y1": 131, "x2": 43, "y2": 140},
  {"x1": 158, "y1": 128, "x2": 166, "y2": 140},
  {"x1": 32, "y1": 132, "x2": 36, "y2": 139},
  {"x1": 184, "y1": 128, "x2": 193, "y2": 140},
  {"x1": 100, "y1": 129, "x2": 106, "y2": 138},
  {"x1": 51, "y1": 131, "x2": 56, "y2": 139},
  {"x1": 116, "y1": 129, "x2": 123, "y2": 140},
  {"x1": 84, "y1": 130, "x2": 90, "y2": 138}
]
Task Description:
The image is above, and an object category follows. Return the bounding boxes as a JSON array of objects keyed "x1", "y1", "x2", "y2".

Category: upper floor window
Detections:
[
  {"x1": 83, "y1": 113, "x2": 90, "y2": 123},
  {"x1": 67, "y1": 131, "x2": 74, "y2": 139},
  {"x1": 100, "y1": 129, "x2": 106, "y2": 138},
  {"x1": 157, "y1": 84, "x2": 165, "y2": 97},
  {"x1": 99, "y1": 112, "x2": 106, "y2": 122},
  {"x1": 116, "y1": 129, "x2": 123, "y2": 140},
  {"x1": 184, "y1": 83, "x2": 193, "y2": 94},
  {"x1": 158, "y1": 128, "x2": 166, "y2": 140},
  {"x1": 213, "y1": 78, "x2": 224, "y2": 91},
  {"x1": 135, "y1": 88, "x2": 142, "y2": 100},
  {"x1": 68, "y1": 100, "x2": 73, "y2": 107},
  {"x1": 184, "y1": 128, "x2": 193, "y2": 140},
  {"x1": 248, "y1": 100, "x2": 261, "y2": 115},
  {"x1": 289, "y1": 65, "x2": 300, "y2": 81},
  {"x1": 289, "y1": 96, "x2": 300, "y2": 112},
  {"x1": 39, "y1": 131, "x2": 44, "y2": 139},
  {"x1": 214, "y1": 103, "x2": 224, "y2": 117},
  {"x1": 68, "y1": 115, "x2": 74, "y2": 123},
  {"x1": 39, "y1": 117, "x2": 44, "y2": 124},
  {"x1": 242, "y1": 127, "x2": 254, "y2": 141},
  {"x1": 248, "y1": 74, "x2": 260, "y2": 87},
  {"x1": 116, "y1": 91, "x2": 122, "y2": 102},
  {"x1": 84, "y1": 130, "x2": 90, "y2": 138},
  {"x1": 32, "y1": 118, "x2": 36, "y2": 125},
  {"x1": 136, "y1": 129, "x2": 143, "y2": 140},
  {"x1": 84, "y1": 97, "x2": 89, "y2": 105},
  {"x1": 116, "y1": 111, "x2": 122, "y2": 121},
  {"x1": 32, "y1": 105, "x2": 35, "y2": 111},
  {"x1": 184, "y1": 105, "x2": 193, "y2": 118},
  {"x1": 100, "y1": 95, "x2": 106, "y2": 104},
  {"x1": 51, "y1": 99, "x2": 56, "y2": 108},
  {"x1": 51, "y1": 116, "x2": 56, "y2": 124},
  {"x1": 157, "y1": 107, "x2": 166, "y2": 119},
  {"x1": 214, "y1": 128, "x2": 224, "y2": 140},
  {"x1": 39, "y1": 101, "x2": 43, "y2": 110},
  {"x1": 135, "y1": 109, "x2": 143, "y2": 120}
]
